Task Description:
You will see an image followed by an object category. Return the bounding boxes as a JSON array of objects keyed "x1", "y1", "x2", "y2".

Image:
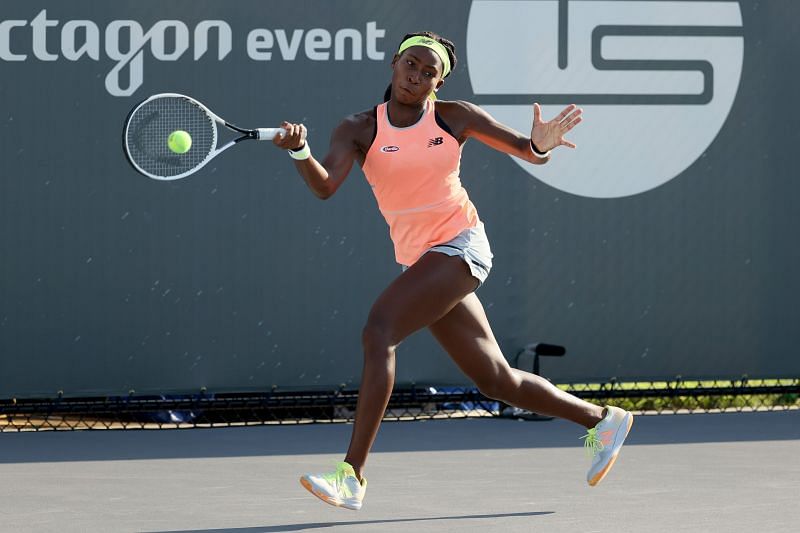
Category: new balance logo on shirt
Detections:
[{"x1": 428, "y1": 137, "x2": 444, "y2": 147}]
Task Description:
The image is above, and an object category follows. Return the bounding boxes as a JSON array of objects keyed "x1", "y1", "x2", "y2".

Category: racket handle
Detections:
[{"x1": 256, "y1": 127, "x2": 286, "y2": 141}]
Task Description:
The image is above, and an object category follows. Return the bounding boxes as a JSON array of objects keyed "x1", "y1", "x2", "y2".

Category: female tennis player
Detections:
[{"x1": 273, "y1": 32, "x2": 633, "y2": 510}]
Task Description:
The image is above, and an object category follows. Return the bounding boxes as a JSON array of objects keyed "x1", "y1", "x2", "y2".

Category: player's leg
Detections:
[
  {"x1": 344, "y1": 252, "x2": 479, "y2": 476},
  {"x1": 427, "y1": 292, "x2": 604, "y2": 427},
  {"x1": 428, "y1": 293, "x2": 634, "y2": 486},
  {"x1": 300, "y1": 251, "x2": 479, "y2": 509}
]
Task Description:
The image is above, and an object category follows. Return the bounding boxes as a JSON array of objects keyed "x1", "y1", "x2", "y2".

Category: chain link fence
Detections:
[{"x1": 1, "y1": 378, "x2": 797, "y2": 431}]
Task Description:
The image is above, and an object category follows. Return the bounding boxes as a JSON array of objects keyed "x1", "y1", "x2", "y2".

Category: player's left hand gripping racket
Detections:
[{"x1": 123, "y1": 93, "x2": 285, "y2": 180}]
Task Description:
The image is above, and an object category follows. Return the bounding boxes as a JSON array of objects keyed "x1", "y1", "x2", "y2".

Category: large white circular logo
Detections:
[{"x1": 466, "y1": 0, "x2": 744, "y2": 198}]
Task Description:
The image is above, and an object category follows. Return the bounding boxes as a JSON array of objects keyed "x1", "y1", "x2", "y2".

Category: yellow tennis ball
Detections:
[{"x1": 167, "y1": 130, "x2": 192, "y2": 154}]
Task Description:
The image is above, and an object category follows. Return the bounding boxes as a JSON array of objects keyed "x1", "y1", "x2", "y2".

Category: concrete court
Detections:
[{"x1": 0, "y1": 410, "x2": 798, "y2": 533}]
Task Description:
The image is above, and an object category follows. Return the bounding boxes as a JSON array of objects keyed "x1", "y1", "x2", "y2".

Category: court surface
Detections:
[{"x1": 1, "y1": 410, "x2": 797, "y2": 532}]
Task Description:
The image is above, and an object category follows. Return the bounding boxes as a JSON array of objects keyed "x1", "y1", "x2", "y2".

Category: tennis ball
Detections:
[{"x1": 167, "y1": 130, "x2": 192, "y2": 154}]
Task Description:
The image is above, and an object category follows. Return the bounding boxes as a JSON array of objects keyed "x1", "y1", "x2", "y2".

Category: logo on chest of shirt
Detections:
[
  {"x1": 427, "y1": 137, "x2": 444, "y2": 147},
  {"x1": 380, "y1": 145, "x2": 400, "y2": 153}
]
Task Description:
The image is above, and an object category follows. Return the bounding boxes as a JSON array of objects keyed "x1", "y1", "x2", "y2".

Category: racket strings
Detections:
[{"x1": 125, "y1": 96, "x2": 216, "y2": 178}]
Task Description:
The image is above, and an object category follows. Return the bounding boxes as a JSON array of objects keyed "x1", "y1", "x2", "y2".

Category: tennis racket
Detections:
[{"x1": 123, "y1": 93, "x2": 285, "y2": 180}]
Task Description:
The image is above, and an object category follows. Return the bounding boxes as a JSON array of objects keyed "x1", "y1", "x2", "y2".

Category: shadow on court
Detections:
[
  {"x1": 146, "y1": 511, "x2": 554, "y2": 533},
  {"x1": 0, "y1": 411, "x2": 797, "y2": 464}
]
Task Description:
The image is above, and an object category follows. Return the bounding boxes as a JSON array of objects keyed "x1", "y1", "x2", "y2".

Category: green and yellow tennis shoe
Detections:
[
  {"x1": 582, "y1": 405, "x2": 634, "y2": 486},
  {"x1": 300, "y1": 461, "x2": 367, "y2": 510}
]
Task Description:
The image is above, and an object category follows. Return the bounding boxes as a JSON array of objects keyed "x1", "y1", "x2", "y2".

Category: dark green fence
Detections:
[{"x1": 2, "y1": 378, "x2": 797, "y2": 432}]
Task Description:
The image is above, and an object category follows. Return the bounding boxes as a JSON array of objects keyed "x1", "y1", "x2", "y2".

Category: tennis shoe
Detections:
[
  {"x1": 300, "y1": 461, "x2": 366, "y2": 510},
  {"x1": 582, "y1": 405, "x2": 634, "y2": 486}
]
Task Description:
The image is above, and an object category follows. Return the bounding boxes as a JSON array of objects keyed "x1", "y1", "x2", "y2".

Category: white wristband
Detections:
[
  {"x1": 288, "y1": 142, "x2": 311, "y2": 160},
  {"x1": 530, "y1": 139, "x2": 551, "y2": 159}
]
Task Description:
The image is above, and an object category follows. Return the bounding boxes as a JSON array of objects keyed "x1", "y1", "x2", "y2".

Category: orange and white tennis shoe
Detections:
[
  {"x1": 300, "y1": 461, "x2": 367, "y2": 510},
  {"x1": 582, "y1": 405, "x2": 634, "y2": 486}
]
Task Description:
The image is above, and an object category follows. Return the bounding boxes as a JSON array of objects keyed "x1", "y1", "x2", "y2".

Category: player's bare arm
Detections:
[
  {"x1": 438, "y1": 100, "x2": 582, "y2": 164},
  {"x1": 273, "y1": 111, "x2": 374, "y2": 199}
]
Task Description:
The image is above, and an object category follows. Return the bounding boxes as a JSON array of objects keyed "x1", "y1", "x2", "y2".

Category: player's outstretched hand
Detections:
[
  {"x1": 273, "y1": 121, "x2": 307, "y2": 151},
  {"x1": 530, "y1": 103, "x2": 583, "y2": 152}
]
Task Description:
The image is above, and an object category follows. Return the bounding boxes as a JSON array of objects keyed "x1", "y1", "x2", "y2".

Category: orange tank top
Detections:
[{"x1": 362, "y1": 101, "x2": 480, "y2": 265}]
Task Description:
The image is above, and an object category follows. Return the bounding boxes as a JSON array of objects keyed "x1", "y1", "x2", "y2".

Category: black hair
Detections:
[{"x1": 383, "y1": 31, "x2": 458, "y2": 102}]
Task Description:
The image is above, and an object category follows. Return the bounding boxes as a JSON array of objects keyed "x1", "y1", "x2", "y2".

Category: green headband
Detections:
[{"x1": 397, "y1": 35, "x2": 452, "y2": 78}]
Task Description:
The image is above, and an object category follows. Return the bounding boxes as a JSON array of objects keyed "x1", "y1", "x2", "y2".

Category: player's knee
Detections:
[
  {"x1": 475, "y1": 378, "x2": 501, "y2": 401},
  {"x1": 475, "y1": 368, "x2": 515, "y2": 401},
  {"x1": 361, "y1": 318, "x2": 396, "y2": 356}
]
